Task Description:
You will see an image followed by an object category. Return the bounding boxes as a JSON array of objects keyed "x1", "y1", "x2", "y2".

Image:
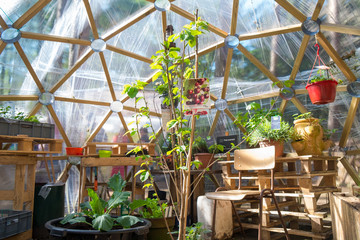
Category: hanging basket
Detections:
[
  {"x1": 306, "y1": 80, "x2": 338, "y2": 104},
  {"x1": 305, "y1": 44, "x2": 339, "y2": 105}
]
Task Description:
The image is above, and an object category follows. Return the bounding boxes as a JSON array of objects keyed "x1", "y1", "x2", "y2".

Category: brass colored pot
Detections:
[{"x1": 291, "y1": 118, "x2": 332, "y2": 156}]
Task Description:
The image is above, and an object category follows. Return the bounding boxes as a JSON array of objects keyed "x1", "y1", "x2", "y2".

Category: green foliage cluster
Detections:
[
  {"x1": 191, "y1": 136, "x2": 224, "y2": 155},
  {"x1": 60, "y1": 173, "x2": 141, "y2": 231},
  {"x1": 149, "y1": 19, "x2": 209, "y2": 108},
  {"x1": 234, "y1": 102, "x2": 293, "y2": 146},
  {"x1": 293, "y1": 112, "x2": 314, "y2": 120},
  {"x1": 309, "y1": 69, "x2": 343, "y2": 84},
  {"x1": 130, "y1": 197, "x2": 168, "y2": 219},
  {"x1": 0, "y1": 105, "x2": 40, "y2": 123},
  {"x1": 234, "y1": 102, "x2": 280, "y2": 133},
  {"x1": 172, "y1": 222, "x2": 211, "y2": 240},
  {"x1": 247, "y1": 119, "x2": 293, "y2": 146}
]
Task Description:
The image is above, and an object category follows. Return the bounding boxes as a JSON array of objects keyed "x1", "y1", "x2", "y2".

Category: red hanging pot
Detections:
[{"x1": 306, "y1": 80, "x2": 338, "y2": 104}]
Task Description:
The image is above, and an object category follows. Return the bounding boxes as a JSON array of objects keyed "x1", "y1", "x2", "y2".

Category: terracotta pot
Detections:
[
  {"x1": 194, "y1": 153, "x2": 213, "y2": 169},
  {"x1": 259, "y1": 140, "x2": 284, "y2": 158},
  {"x1": 306, "y1": 80, "x2": 338, "y2": 105},
  {"x1": 161, "y1": 155, "x2": 174, "y2": 170},
  {"x1": 291, "y1": 118, "x2": 332, "y2": 156}
]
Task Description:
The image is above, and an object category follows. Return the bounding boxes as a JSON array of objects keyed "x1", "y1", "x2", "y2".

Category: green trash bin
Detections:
[{"x1": 33, "y1": 182, "x2": 65, "y2": 240}]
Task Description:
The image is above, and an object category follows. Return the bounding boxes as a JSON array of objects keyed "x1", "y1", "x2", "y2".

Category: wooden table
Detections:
[
  {"x1": 219, "y1": 154, "x2": 340, "y2": 240},
  {"x1": 0, "y1": 135, "x2": 63, "y2": 240}
]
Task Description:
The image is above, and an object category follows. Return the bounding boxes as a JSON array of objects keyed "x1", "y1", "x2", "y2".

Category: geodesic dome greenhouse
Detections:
[{"x1": 1, "y1": 0, "x2": 360, "y2": 239}]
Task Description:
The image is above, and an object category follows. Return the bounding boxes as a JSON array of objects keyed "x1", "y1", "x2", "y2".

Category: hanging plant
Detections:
[{"x1": 306, "y1": 44, "x2": 342, "y2": 105}]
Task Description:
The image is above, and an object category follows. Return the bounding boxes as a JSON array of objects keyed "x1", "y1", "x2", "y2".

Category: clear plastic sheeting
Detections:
[{"x1": 0, "y1": 0, "x2": 360, "y2": 215}]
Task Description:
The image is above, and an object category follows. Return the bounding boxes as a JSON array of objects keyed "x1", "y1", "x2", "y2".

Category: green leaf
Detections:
[
  {"x1": 135, "y1": 169, "x2": 146, "y2": 177},
  {"x1": 92, "y1": 214, "x2": 114, "y2": 231},
  {"x1": 127, "y1": 87, "x2": 138, "y2": 98},
  {"x1": 190, "y1": 30, "x2": 202, "y2": 36},
  {"x1": 88, "y1": 189, "x2": 104, "y2": 215},
  {"x1": 135, "y1": 97, "x2": 144, "y2": 103},
  {"x1": 68, "y1": 217, "x2": 88, "y2": 225},
  {"x1": 115, "y1": 216, "x2": 142, "y2": 228},
  {"x1": 79, "y1": 202, "x2": 92, "y2": 216},
  {"x1": 152, "y1": 71, "x2": 163, "y2": 81},
  {"x1": 143, "y1": 183, "x2": 152, "y2": 188},
  {"x1": 167, "y1": 119, "x2": 177, "y2": 129},
  {"x1": 284, "y1": 80, "x2": 294, "y2": 87},
  {"x1": 140, "y1": 170, "x2": 150, "y2": 182},
  {"x1": 129, "y1": 199, "x2": 147, "y2": 211},
  {"x1": 60, "y1": 213, "x2": 82, "y2": 224},
  {"x1": 107, "y1": 173, "x2": 127, "y2": 192},
  {"x1": 107, "y1": 191, "x2": 131, "y2": 212},
  {"x1": 179, "y1": 166, "x2": 188, "y2": 170},
  {"x1": 192, "y1": 160, "x2": 202, "y2": 169}
]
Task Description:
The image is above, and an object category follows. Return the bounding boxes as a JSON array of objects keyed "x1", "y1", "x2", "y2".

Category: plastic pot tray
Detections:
[
  {"x1": 0, "y1": 118, "x2": 55, "y2": 138},
  {"x1": 0, "y1": 209, "x2": 32, "y2": 239}
]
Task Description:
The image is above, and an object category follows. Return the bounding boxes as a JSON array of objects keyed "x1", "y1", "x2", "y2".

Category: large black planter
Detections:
[{"x1": 45, "y1": 217, "x2": 151, "y2": 240}]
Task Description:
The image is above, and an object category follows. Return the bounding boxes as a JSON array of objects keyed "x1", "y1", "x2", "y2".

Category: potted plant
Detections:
[
  {"x1": 235, "y1": 102, "x2": 291, "y2": 157},
  {"x1": 130, "y1": 197, "x2": 175, "y2": 240},
  {"x1": 192, "y1": 136, "x2": 224, "y2": 169},
  {"x1": 45, "y1": 173, "x2": 150, "y2": 239},
  {"x1": 291, "y1": 112, "x2": 333, "y2": 156},
  {"x1": 247, "y1": 118, "x2": 293, "y2": 158},
  {"x1": 122, "y1": 18, "x2": 211, "y2": 239},
  {"x1": 306, "y1": 73, "x2": 342, "y2": 105}
]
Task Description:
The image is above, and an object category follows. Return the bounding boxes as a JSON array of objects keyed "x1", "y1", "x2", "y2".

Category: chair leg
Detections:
[
  {"x1": 231, "y1": 201, "x2": 246, "y2": 239},
  {"x1": 270, "y1": 190, "x2": 290, "y2": 240},
  {"x1": 211, "y1": 200, "x2": 217, "y2": 240},
  {"x1": 258, "y1": 191, "x2": 265, "y2": 240}
]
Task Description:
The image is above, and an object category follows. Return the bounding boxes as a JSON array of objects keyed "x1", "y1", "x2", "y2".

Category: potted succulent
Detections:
[
  {"x1": 130, "y1": 197, "x2": 175, "y2": 240},
  {"x1": 291, "y1": 112, "x2": 333, "y2": 156},
  {"x1": 235, "y1": 102, "x2": 291, "y2": 157},
  {"x1": 306, "y1": 73, "x2": 342, "y2": 105},
  {"x1": 192, "y1": 136, "x2": 224, "y2": 169},
  {"x1": 45, "y1": 173, "x2": 150, "y2": 240}
]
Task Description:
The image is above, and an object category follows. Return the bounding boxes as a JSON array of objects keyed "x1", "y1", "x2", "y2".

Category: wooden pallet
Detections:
[
  {"x1": 0, "y1": 135, "x2": 63, "y2": 154},
  {"x1": 219, "y1": 154, "x2": 340, "y2": 240}
]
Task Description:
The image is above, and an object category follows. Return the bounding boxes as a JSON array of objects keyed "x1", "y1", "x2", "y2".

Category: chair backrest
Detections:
[{"x1": 234, "y1": 146, "x2": 275, "y2": 171}]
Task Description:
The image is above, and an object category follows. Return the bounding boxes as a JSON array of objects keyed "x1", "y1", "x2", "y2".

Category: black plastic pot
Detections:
[
  {"x1": 45, "y1": 217, "x2": 151, "y2": 240},
  {"x1": 33, "y1": 182, "x2": 65, "y2": 239}
]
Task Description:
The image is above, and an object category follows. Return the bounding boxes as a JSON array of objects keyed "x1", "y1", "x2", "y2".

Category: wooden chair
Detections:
[{"x1": 205, "y1": 146, "x2": 290, "y2": 240}]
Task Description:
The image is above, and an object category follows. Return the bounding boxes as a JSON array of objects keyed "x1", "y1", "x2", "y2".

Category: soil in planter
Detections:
[{"x1": 53, "y1": 218, "x2": 144, "y2": 231}]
